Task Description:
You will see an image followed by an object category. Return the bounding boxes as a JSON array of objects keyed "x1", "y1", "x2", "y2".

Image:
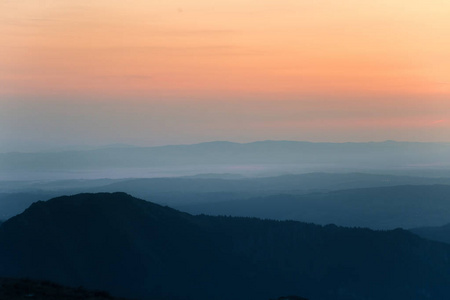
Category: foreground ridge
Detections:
[{"x1": 1, "y1": 192, "x2": 450, "y2": 300}]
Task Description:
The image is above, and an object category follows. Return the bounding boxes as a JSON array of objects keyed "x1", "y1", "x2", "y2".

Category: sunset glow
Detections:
[{"x1": 1, "y1": 0, "x2": 450, "y2": 149}]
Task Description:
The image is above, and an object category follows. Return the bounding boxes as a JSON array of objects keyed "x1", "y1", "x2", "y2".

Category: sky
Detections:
[{"x1": 1, "y1": 0, "x2": 450, "y2": 151}]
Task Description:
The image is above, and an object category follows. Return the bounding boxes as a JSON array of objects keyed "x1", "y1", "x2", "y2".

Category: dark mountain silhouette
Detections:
[
  {"x1": 179, "y1": 184, "x2": 450, "y2": 229},
  {"x1": 411, "y1": 223, "x2": 450, "y2": 244},
  {"x1": 1, "y1": 193, "x2": 450, "y2": 300}
]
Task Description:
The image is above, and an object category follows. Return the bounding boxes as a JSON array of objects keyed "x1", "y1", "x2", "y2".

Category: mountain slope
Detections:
[
  {"x1": 1, "y1": 193, "x2": 450, "y2": 300},
  {"x1": 0, "y1": 193, "x2": 224, "y2": 299}
]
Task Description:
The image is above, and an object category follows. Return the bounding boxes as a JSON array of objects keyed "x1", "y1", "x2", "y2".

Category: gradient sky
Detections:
[{"x1": 1, "y1": 0, "x2": 450, "y2": 151}]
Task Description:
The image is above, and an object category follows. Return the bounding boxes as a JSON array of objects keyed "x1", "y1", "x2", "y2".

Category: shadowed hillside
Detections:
[{"x1": 1, "y1": 193, "x2": 450, "y2": 300}]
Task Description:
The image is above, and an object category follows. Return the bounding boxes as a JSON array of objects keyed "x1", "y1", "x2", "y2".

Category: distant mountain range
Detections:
[
  {"x1": 177, "y1": 184, "x2": 450, "y2": 229},
  {"x1": 95, "y1": 173, "x2": 450, "y2": 197},
  {"x1": 1, "y1": 192, "x2": 450, "y2": 300},
  {"x1": 411, "y1": 223, "x2": 450, "y2": 244},
  {"x1": 2, "y1": 173, "x2": 450, "y2": 228},
  {"x1": 1, "y1": 141, "x2": 450, "y2": 176},
  {"x1": 5, "y1": 172, "x2": 450, "y2": 194},
  {"x1": 2, "y1": 174, "x2": 450, "y2": 229}
]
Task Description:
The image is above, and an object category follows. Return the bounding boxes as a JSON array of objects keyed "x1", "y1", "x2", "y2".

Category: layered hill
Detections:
[
  {"x1": 1, "y1": 193, "x2": 450, "y2": 300},
  {"x1": 178, "y1": 184, "x2": 450, "y2": 229},
  {"x1": 94, "y1": 173, "x2": 450, "y2": 200},
  {"x1": 411, "y1": 223, "x2": 450, "y2": 244},
  {"x1": 3, "y1": 173, "x2": 450, "y2": 228}
]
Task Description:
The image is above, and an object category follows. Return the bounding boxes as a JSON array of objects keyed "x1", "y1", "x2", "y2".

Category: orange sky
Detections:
[{"x1": 0, "y1": 0, "x2": 449, "y2": 148}]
